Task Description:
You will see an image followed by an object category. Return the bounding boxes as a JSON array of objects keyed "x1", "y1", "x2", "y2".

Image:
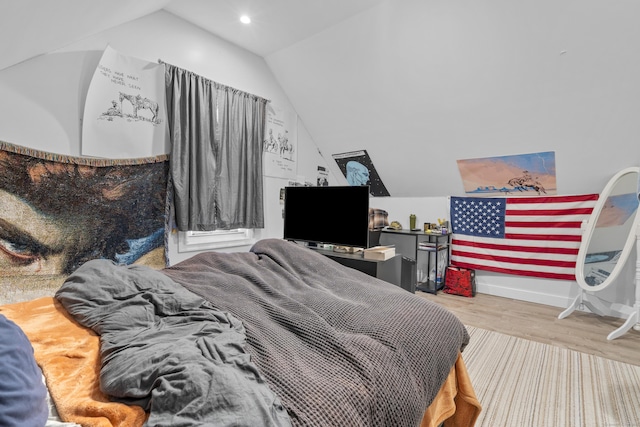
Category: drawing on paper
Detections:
[{"x1": 456, "y1": 151, "x2": 557, "y2": 196}]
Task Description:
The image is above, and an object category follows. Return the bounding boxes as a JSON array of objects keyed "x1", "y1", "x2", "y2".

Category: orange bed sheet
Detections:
[{"x1": 1, "y1": 297, "x2": 480, "y2": 427}]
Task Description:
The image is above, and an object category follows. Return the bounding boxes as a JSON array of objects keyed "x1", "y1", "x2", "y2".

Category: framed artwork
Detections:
[
  {"x1": 332, "y1": 150, "x2": 390, "y2": 197},
  {"x1": 456, "y1": 151, "x2": 557, "y2": 196}
]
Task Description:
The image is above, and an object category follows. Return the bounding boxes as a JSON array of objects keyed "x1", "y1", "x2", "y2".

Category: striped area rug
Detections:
[{"x1": 463, "y1": 326, "x2": 640, "y2": 427}]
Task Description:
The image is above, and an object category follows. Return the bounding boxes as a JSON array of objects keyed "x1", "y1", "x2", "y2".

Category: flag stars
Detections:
[{"x1": 451, "y1": 197, "x2": 506, "y2": 238}]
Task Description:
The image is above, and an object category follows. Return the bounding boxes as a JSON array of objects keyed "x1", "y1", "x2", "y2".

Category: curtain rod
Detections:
[{"x1": 158, "y1": 59, "x2": 270, "y2": 104}]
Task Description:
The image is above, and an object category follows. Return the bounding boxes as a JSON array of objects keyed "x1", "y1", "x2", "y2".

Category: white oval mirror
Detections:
[{"x1": 575, "y1": 167, "x2": 640, "y2": 292}]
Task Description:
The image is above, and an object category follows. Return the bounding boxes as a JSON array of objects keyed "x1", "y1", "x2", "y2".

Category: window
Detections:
[
  {"x1": 178, "y1": 228, "x2": 255, "y2": 253},
  {"x1": 165, "y1": 63, "x2": 266, "y2": 235}
]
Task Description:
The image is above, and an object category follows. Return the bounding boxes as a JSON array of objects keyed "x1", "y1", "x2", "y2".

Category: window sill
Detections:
[{"x1": 177, "y1": 229, "x2": 255, "y2": 253}]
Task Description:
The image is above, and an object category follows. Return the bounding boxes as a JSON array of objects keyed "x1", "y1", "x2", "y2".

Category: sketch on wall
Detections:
[
  {"x1": 456, "y1": 151, "x2": 557, "y2": 196},
  {"x1": 82, "y1": 45, "x2": 169, "y2": 159},
  {"x1": 317, "y1": 166, "x2": 329, "y2": 186},
  {"x1": 332, "y1": 150, "x2": 390, "y2": 197},
  {"x1": 263, "y1": 104, "x2": 297, "y2": 179}
]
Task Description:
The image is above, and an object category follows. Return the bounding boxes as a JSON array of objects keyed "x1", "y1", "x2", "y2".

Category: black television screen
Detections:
[{"x1": 283, "y1": 185, "x2": 370, "y2": 248}]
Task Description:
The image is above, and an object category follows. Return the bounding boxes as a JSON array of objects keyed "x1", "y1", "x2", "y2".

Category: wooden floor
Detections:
[{"x1": 416, "y1": 291, "x2": 640, "y2": 366}]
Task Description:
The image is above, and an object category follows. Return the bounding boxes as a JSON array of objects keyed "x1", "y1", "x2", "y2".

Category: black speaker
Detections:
[{"x1": 400, "y1": 256, "x2": 416, "y2": 293}]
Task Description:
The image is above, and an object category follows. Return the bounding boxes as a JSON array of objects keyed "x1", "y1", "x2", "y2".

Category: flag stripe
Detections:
[
  {"x1": 450, "y1": 194, "x2": 598, "y2": 280},
  {"x1": 505, "y1": 226, "x2": 583, "y2": 235},
  {"x1": 504, "y1": 194, "x2": 599, "y2": 204},
  {"x1": 451, "y1": 252, "x2": 577, "y2": 273},
  {"x1": 450, "y1": 249, "x2": 576, "y2": 268},
  {"x1": 506, "y1": 208, "x2": 595, "y2": 216},
  {"x1": 451, "y1": 237, "x2": 580, "y2": 255},
  {"x1": 504, "y1": 221, "x2": 583, "y2": 228},
  {"x1": 504, "y1": 233, "x2": 583, "y2": 242},
  {"x1": 448, "y1": 259, "x2": 576, "y2": 281}
]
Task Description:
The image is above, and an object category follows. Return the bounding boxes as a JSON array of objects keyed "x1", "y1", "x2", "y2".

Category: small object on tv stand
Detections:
[
  {"x1": 363, "y1": 246, "x2": 396, "y2": 261},
  {"x1": 309, "y1": 242, "x2": 335, "y2": 251},
  {"x1": 388, "y1": 221, "x2": 402, "y2": 230},
  {"x1": 333, "y1": 246, "x2": 363, "y2": 254},
  {"x1": 409, "y1": 214, "x2": 416, "y2": 230}
]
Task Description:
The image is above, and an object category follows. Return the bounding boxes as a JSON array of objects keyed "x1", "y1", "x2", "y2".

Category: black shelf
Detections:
[
  {"x1": 380, "y1": 229, "x2": 451, "y2": 294},
  {"x1": 416, "y1": 280, "x2": 445, "y2": 295}
]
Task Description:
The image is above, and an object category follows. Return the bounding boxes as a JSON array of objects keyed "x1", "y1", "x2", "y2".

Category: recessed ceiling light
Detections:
[{"x1": 240, "y1": 15, "x2": 251, "y2": 24}]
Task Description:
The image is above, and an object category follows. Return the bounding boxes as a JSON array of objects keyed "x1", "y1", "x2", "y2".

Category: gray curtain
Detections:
[{"x1": 164, "y1": 63, "x2": 267, "y2": 231}]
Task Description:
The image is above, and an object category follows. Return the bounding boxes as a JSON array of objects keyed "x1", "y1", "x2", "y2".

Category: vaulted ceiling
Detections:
[
  {"x1": 3, "y1": 0, "x2": 638, "y2": 197},
  {"x1": 0, "y1": 0, "x2": 385, "y2": 71}
]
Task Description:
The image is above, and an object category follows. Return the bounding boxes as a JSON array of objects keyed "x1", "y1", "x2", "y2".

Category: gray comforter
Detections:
[
  {"x1": 56, "y1": 254, "x2": 291, "y2": 427},
  {"x1": 57, "y1": 238, "x2": 469, "y2": 427}
]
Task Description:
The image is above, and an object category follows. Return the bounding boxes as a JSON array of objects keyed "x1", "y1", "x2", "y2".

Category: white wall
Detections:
[
  {"x1": 0, "y1": 11, "x2": 337, "y2": 265},
  {"x1": 267, "y1": 0, "x2": 640, "y2": 198}
]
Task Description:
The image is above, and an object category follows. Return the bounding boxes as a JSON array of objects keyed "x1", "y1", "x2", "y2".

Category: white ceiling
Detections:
[
  {"x1": 164, "y1": 0, "x2": 388, "y2": 57},
  {"x1": 0, "y1": 0, "x2": 386, "y2": 71}
]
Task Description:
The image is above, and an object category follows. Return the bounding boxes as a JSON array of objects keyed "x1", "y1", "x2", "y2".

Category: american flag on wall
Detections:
[{"x1": 449, "y1": 194, "x2": 599, "y2": 280}]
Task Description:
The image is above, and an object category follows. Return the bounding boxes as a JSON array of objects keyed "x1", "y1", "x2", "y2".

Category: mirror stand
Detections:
[
  {"x1": 558, "y1": 167, "x2": 640, "y2": 340},
  {"x1": 558, "y1": 222, "x2": 640, "y2": 340},
  {"x1": 608, "y1": 222, "x2": 640, "y2": 339}
]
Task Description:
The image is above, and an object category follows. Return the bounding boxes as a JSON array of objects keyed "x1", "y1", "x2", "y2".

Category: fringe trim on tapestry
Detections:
[{"x1": 0, "y1": 140, "x2": 169, "y2": 166}]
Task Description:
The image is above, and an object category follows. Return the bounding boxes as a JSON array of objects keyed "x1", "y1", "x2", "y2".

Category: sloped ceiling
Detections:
[
  {"x1": 0, "y1": 0, "x2": 385, "y2": 70},
  {"x1": 164, "y1": 0, "x2": 389, "y2": 57},
  {"x1": 3, "y1": 0, "x2": 639, "y2": 197},
  {"x1": 0, "y1": 0, "x2": 170, "y2": 71}
]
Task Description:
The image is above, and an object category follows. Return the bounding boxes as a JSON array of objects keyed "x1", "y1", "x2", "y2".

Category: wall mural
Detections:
[
  {"x1": 456, "y1": 151, "x2": 557, "y2": 196},
  {"x1": 0, "y1": 141, "x2": 169, "y2": 304}
]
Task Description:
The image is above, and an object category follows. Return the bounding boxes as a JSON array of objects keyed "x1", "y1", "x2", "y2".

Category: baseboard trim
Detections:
[
  {"x1": 476, "y1": 282, "x2": 568, "y2": 308},
  {"x1": 476, "y1": 282, "x2": 628, "y2": 319}
]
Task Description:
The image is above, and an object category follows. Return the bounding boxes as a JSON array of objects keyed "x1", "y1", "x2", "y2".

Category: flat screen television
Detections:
[{"x1": 283, "y1": 185, "x2": 370, "y2": 249}]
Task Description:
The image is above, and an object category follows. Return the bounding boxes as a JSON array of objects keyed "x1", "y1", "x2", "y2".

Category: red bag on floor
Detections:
[{"x1": 443, "y1": 266, "x2": 476, "y2": 297}]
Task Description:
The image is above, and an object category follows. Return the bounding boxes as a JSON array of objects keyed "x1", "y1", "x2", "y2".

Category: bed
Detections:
[{"x1": 0, "y1": 238, "x2": 480, "y2": 427}]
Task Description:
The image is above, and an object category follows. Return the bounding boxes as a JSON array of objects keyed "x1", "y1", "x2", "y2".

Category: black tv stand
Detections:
[{"x1": 311, "y1": 247, "x2": 415, "y2": 293}]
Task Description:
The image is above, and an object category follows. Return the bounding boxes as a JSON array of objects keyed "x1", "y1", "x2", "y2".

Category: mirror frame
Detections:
[{"x1": 575, "y1": 166, "x2": 640, "y2": 292}]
